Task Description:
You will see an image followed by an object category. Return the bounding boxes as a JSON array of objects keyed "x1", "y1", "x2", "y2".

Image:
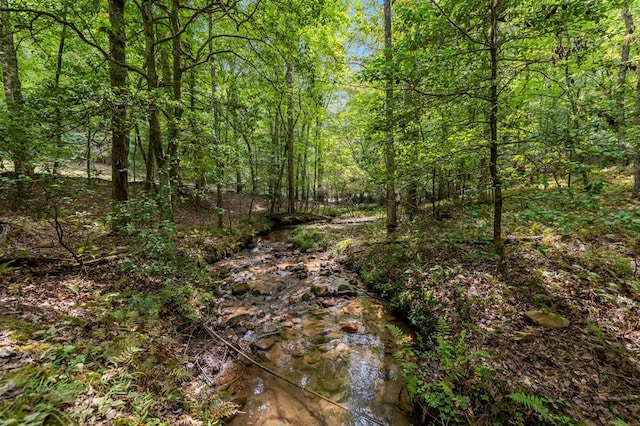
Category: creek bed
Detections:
[{"x1": 209, "y1": 225, "x2": 417, "y2": 425}]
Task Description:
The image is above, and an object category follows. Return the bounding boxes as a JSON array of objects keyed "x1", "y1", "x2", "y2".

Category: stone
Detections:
[
  {"x1": 255, "y1": 337, "x2": 276, "y2": 351},
  {"x1": 0, "y1": 347, "x2": 16, "y2": 358},
  {"x1": 304, "y1": 351, "x2": 322, "y2": 365},
  {"x1": 341, "y1": 322, "x2": 359, "y2": 334},
  {"x1": 231, "y1": 282, "x2": 250, "y2": 296},
  {"x1": 320, "y1": 377, "x2": 344, "y2": 392},
  {"x1": 524, "y1": 310, "x2": 570, "y2": 329},
  {"x1": 513, "y1": 328, "x2": 537, "y2": 342},
  {"x1": 311, "y1": 285, "x2": 329, "y2": 296},
  {"x1": 227, "y1": 312, "x2": 250, "y2": 326}
]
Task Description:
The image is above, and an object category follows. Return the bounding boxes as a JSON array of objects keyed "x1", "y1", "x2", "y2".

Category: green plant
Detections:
[
  {"x1": 289, "y1": 227, "x2": 325, "y2": 251},
  {"x1": 0, "y1": 346, "x2": 86, "y2": 426},
  {"x1": 507, "y1": 392, "x2": 575, "y2": 425},
  {"x1": 387, "y1": 320, "x2": 491, "y2": 423}
]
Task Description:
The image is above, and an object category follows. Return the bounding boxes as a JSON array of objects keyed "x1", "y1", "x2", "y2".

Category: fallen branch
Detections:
[
  {"x1": 0, "y1": 256, "x2": 70, "y2": 267},
  {"x1": 268, "y1": 213, "x2": 332, "y2": 225},
  {"x1": 0, "y1": 252, "x2": 125, "y2": 270},
  {"x1": 202, "y1": 323, "x2": 385, "y2": 426}
]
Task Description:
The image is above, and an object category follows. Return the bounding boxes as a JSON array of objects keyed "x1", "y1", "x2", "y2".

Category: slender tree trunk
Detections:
[
  {"x1": 489, "y1": 0, "x2": 505, "y2": 273},
  {"x1": 142, "y1": 0, "x2": 162, "y2": 191},
  {"x1": 384, "y1": 0, "x2": 397, "y2": 232},
  {"x1": 302, "y1": 123, "x2": 310, "y2": 209},
  {"x1": 86, "y1": 130, "x2": 95, "y2": 186},
  {"x1": 618, "y1": 6, "x2": 633, "y2": 114},
  {"x1": 52, "y1": 20, "x2": 67, "y2": 175},
  {"x1": 432, "y1": 167, "x2": 437, "y2": 217},
  {"x1": 313, "y1": 116, "x2": 322, "y2": 201},
  {"x1": 108, "y1": 0, "x2": 129, "y2": 202},
  {"x1": 207, "y1": 13, "x2": 224, "y2": 227},
  {"x1": 0, "y1": 0, "x2": 29, "y2": 182},
  {"x1": 166, "y1": 0, "x2": 183, "y2": 211},
  {"x1": 269, "y1": 109, "x2": 280, "y2": 212},
  {"x1": 621, "y1": 6, "x2": 640, "y2": 197},
  {"x1": 635, "y1": 48, "x2": 640, "y2": 196},
  {"x1": 286, "y1": 64, "x2": 295, "y2": 213}
]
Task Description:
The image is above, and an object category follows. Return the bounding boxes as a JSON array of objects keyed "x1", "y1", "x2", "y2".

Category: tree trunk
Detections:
[
  {"x1": 207, "y1": 12, "x2": 224, "y2": 227},
  {"x1": 384, "y1": 0, "x2": 397, "y2": 232},
  {"x1": 269, "y1": 108, "x2": 281, "y2": 213},
  {"x1": 52, "y1": 20, "x2": 67, "y2": 175},
  {"x1": 286, "y1": 63, "x2": 295, "y2": 214},
  {"x1": 0, "y1": 0, "x2": 29, "y2": 181},
  {"x1": 142, "y1": 0, "x2": 163, "y2": 191},
  {"x1": 313, "y1": 116, "x2": 323, "y2": 201},
  {"x1": 488, "y1": 0, "x2": 505, "y2": 274},
  {"x1": 166, "y1": 0, "x2": 183, "y2": 211},
  {"x1": 618, "y1": 6, "x2": 633, "y2": 115},
  {"x1": 635, "y1": 46, "x2": 640, "y2": 197},
  {"x1": 108, "y1": 0, "x2": 129, "y2": 202}
]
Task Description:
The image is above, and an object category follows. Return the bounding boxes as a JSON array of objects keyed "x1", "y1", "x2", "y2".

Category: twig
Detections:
[
  {"x1": 599, "y1": 395, "x2": 640, "y2": 402},
  {"x1": 202, "y1": 323, "x2": 386, "y2": 426}
]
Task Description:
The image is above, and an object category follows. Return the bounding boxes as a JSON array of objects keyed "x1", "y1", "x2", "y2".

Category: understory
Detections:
[{"x1": 1, "y1": 171, "x2": 639, "y2": 425}]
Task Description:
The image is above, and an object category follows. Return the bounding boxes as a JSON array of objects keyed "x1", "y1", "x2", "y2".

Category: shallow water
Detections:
[{"x1": 211, "y1": 225, "x2": 416, "y2": 425}]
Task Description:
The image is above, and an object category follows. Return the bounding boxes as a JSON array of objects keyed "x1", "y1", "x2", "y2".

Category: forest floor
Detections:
[
  {"x1": 340, "y1": 170, "x2": 640, "y2": 425},
  {"x1": 1, "y1": 170, "x2": 639, "y2": 425}
]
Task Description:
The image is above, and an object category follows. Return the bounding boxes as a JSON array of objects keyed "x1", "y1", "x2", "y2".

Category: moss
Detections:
[{"x1": 0, "y1": 315, "x2": 43, "y2": 342}]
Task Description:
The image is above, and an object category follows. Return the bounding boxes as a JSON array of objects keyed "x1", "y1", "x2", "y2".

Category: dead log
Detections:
[{"x1": 268, "y1": 212, "x2": 332, "y2": 225}]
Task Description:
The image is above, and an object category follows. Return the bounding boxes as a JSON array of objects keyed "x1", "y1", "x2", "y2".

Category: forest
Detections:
[{"x1": 1, "y1": 0, "x2": 640, "y2": 424}]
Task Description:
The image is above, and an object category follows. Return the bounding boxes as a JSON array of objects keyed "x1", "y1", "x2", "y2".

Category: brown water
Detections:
[{"x1": 209, "y1": 224, "x2": 417, "y2": 425}]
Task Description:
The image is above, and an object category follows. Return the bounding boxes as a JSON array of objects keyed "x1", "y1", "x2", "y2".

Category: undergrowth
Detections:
[
  {"x1": 289, "y1": 227, "x2": 326, "y2": 251},
  {"x1": 0, "y1": 189, "x2": 254, "y2": 425},
  {"x1": 347, "y1": 177, "x2": 640, "y2": 424}
]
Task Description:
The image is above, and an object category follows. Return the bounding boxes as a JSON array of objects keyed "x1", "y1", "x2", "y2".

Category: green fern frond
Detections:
[
  {"x1": 210, "y1": 400, "x2": 241, "y2": 421},
  {"x1": 610, "y1": 419, "x2": 629, "y2": 426},
  {"x1": 133, "y1": 391, "x2": 155, "y2": 420},
  {"x1": 111, "y1": 346, "x2": 145, "y2": 366},
  {"x1": 169, "y1": 366, "x2": 194, "y2": 383},
  {"x1": 386, "y1": 324, "x2": 408, "y2": 343},
  {"x1": 508, "y1": 392, "x2": 553, "y2": 422},
  {"x1": 435, "y1": 317, "x2": 449, "y2": 335}
]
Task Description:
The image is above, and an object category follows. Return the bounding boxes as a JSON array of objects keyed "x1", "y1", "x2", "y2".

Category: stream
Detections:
[{"x1": 209, "y1": 221, "x2": 417, "y2": 425}]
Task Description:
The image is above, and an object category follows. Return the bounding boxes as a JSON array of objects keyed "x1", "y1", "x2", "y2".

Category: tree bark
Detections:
[
  {"x1": 52, "y1": 19, "x2": 67, "y2": 175},
  {"x1": 618, "y1": 6, "x2": 633, "y2": 114},
  {"x1": 635, "y1": 45, "x2": 640, "y2": 197},
  {"x1": 384, "y1": 0, "x2": 397, "y2": 232},
  {"x1": 108, "y1": 0, "x2": 129, "y2": 202},
  {"x1": 141, "y1": 0, "x2": 163, "y2": 191},
  {"x1": 165, "y1": 0, "x2": 183, "y2": 212},
  {"x1": 286, "y1": 63, "x2": 295, "y2": 213},
  {"x1": 0, "y1": 0, "x2": 29, "y2": 180},
  {"x1": 208, "y1": 12, "x2": 224, "y2": 227},
  {"x1": 488, "y1": 0, "x2": 505, "y2": 273},
  {"x1": 313, "y1": 116, "x2": 323, "y2": 201}
]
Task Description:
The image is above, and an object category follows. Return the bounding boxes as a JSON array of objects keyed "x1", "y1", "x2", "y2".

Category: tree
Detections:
[
  {"x1": 0, "y1": 0, "x2": 29, "y2": 181},
  {"x1": 383, "y1": 0, "x2": 397, "y2": 232},
  {"x1": 108, "y1": 0, "x2": 129, "y2": 202}
]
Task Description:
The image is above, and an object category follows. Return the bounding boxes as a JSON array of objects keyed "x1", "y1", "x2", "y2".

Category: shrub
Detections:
[{"x1": 289, "y1": 227, "x2": 325, "y2": 251}]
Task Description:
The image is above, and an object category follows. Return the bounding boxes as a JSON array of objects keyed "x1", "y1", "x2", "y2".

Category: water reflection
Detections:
[{"x1": 216, "y1": 229, "x2": 416, "y2": 426}]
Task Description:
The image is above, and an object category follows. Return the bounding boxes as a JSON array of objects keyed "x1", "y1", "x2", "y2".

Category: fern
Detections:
[
  {"x1": 610, "y1": 419, "x2": 629, "y2": 426},
  {"x1": 169, "y1": 366, "x2": 194, "y2": 383},
  {"x1": 133, "y1": 391, "x2": 155, "y2": 420},
  {"x1": 508, "y1": 392, "x2": 553, "y2": 422},
  {"x1": 210, "y1": 400, "x2": 241, "y2": 421},
  {"x1": 111, "y1": 345, "x2": 145, "y2": 366}
]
